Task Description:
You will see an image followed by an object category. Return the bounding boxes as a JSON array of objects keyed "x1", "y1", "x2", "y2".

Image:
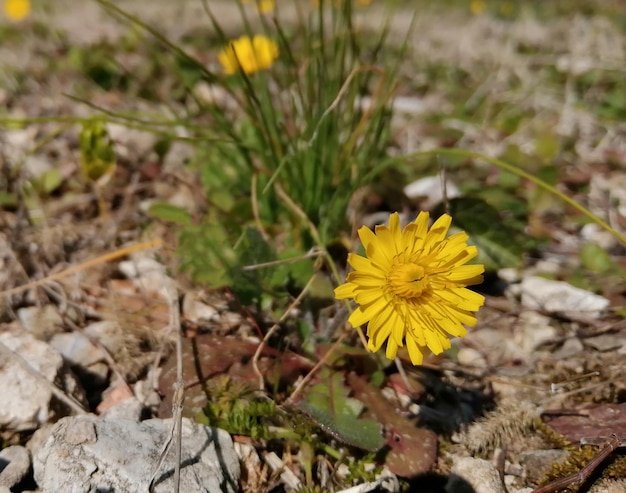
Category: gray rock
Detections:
[
  {"x1": 552, "y1": 337, "x2": 584, "y2": 359},
  {"x1": 34, "y1": 415, "x2": 240, "y2": 493},
  {"x1": 0, "y1": 446, "x2": 31, "y2": 489},
  {"x1": 0, "y1": 327, "x2": 86, "y2": 431},
  {"x1": 450, "y1": 456, "x2": 505, "y2": 493},
  {"x1": 49, "y1": 331, "x2": 102, "y2": 367},
  {"x1": 514, "y1": 311, "x2": 558, "y2": 354}
]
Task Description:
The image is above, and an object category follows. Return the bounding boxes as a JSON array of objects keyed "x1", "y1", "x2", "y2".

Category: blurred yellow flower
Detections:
[
  {"x1": 218, "y1": 35, "x2": 279, "y2": 75},
  {"x1": 242, "y1": 0, "x2": 275, "y2": 14},
  {"x1": 3, "y1": 0, "x2": 30, "y2": 21},
  {"x1": 335, "y1": 212, "x2": 484, "y2": 365},
  {"x1": 469, "y1": 0, "x2": 486, "y2": 15}
]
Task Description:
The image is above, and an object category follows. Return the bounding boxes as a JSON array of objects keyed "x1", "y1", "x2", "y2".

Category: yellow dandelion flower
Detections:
[
  {"x1": 335, "y1": 212, "x2": 485, "y2": 365},
  {"x1": 242, "y1": 0, "x2": 275, "y2": 14},
  {"x1": 3, "y1": 0, "x2": 31, "y2": 21},
  {"x1": 218, "y1": 35, "x2": 279, "y2": 75},
  {"x1": 469, "y1": 0, "x2": 487, "y2": 15}
]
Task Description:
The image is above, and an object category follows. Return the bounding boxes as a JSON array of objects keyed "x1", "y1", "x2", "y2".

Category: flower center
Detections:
[{"x1": 388, "y1": 263, "x2": 428, "y2": 299}]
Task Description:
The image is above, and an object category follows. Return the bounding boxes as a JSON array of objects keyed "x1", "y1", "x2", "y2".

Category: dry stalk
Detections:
[
  {"x1": 251, "y1": 274, "x2": 316, "y2": 392},
  {"x1": 149, "y1": 281, "x2": 183, "y2": 493}
]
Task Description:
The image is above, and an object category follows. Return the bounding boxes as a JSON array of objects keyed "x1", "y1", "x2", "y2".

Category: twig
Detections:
[
  {"x1": 285, "y1": 331, "x2": 349, "y2": 406},
  {"x1": 252, "y1": 275, "x2": 316, "y2": 392},
  {"x1": 149, "y1": 282, "x2": 183, "y2": 493},
  {"x1": 0, "y1": 239, "x2": 163, "y2": 298},
  {"x1": 241, "y1": 247, "x2": 324, "y2": 271},
  {"x1": 531, "y1": 435, "x2": 623, "y2": 493}
]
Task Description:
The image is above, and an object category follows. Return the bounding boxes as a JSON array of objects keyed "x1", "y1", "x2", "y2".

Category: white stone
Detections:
[
  {"x1": 118, "y1": 257, "x2": 169, "y2": 293},
  {"x1": 182, "y1": 292, "x2": 219, "y2": 323},
  {"x1": 34, "y1": 415, "x2": 240, "y2": 493},
  {"x1": 403, "y1": 176, "x2": 460, "y2": 203},
  {"x1": 457, "y1": 347, "x2": 487, "y2": 368},
  {"x1": 0, "y1": 446, "x2": 31, "y2": 489},
  {"x1": 0, "y1": 327, "x2": 84, "y2": 431},
  {"x1": 520, "y1": 276, "x2": 609, "y2": 314},
  {"x1": 82, "y1": 320, "x2": 122, "y2": 355},
  {"x1": 514, "y1": 311, "x2": 558, "y2": 354},
  {"x1": 17, "y1": 306, "x2": 64, "y2": 341},
  {"x1": 49, "y1": 331, "x2": 101, "y2": 367},
  {"x1": 450, "y1": 456, "x2": 505, "y2": 493}
]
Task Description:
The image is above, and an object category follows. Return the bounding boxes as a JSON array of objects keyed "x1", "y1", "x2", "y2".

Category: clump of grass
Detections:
[{"x1": 91, "y1": 0, "x2": 412, "y2": 307}]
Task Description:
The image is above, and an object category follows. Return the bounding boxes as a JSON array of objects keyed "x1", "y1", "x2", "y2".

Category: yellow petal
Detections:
[
  {"x1": 385, "y1": 338, "x2": 399, "y2": 360},
  {"x1": 347, "y1": 253, "x2": 378, "y2": 273},
  {"x1": 440, "y1": 264, "x2": 485, "y2": 283},
  {"x1": 347, "y1": 271, "x2": 385, "y2": 287},
  {"x1": 334, "y1": 283, "x2": 356, "y2": 300},
  {"x1": 359, "y1": 295, "x2": 390, "y2": 321},
  {"x1": 406, "y1": 336, "x2": 426, "y2": 365},
  {"x1": 348, "y1": 307, "x2": 371, "y2": 327},
  {"x1": 354, "y1": 287, "x2": 385, "y2": 305}
]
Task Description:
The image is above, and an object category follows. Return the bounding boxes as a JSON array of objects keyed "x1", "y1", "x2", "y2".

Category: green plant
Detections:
[{"x1": 93, "y1": 0, "x2": 412, "y2": 303}]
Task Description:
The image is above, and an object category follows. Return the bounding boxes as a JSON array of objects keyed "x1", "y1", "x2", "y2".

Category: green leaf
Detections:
[
  {"x1": 534, "y1": 132, "x2": 560, "y2": 162},
  {"x1": 298, "y1": 368, "x2": 385, "y2": 452},
  {"x1": 147, "y1": 202, "x2": 192, "y2": 226},
  {"x1": 33, "y1": 169, "x2": 63, "y2": 195},
  {"x1": 79, "y1": 118, "x2": 116, "y2": 183},
  {"x1": 178, "y1": 220, "x2": 234, "y2": 288},
  {"x1": 0, "y1": 191, "x2": 17, "y2": 207},
  {"x1": 579, "y1": 243, "x2": 613, "y2": 273}
]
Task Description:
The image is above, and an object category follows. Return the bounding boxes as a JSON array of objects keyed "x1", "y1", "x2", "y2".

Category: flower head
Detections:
[
  {"x1": 218, "y1": 35, "x2": 279, "y2": 75},
  {"x1": 3, "y1": 0, "x2": 30, "y2": 21},
  {"x1": 335, "y1": 212, "x2": 485, "y2": 365},
  {"x1": 243, "y1": 0, "x2": 275, "y2": 13}
]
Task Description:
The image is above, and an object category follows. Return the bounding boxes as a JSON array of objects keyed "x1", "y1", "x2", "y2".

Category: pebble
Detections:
[
  {"x1": 0, "y1": 326, "x2": 86, "y2": 431},
  {"x1": 450, "y1": 456, "x2": 505, "y2": 493},
  {"x1": 0, "y1": 446, "x2": 31, "y2": 490}
]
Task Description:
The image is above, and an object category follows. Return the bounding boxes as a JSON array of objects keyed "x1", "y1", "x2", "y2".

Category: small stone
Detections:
[
  {"x1": 457, "y1": 347, "x2": 487, "y2": 368},
  {"x1": 403, "y1": 176, "x2": 460, "y2": 206},
  {"x1": 450, "y1": 456, "x2": 505, "y2": 493},
  {"x1": 97, "y1": 384, "x2": 136, "y2": 417},
  {"x1": 182, "y1": 292, "x2": 219, "y2": 323},
  {"x1": 519, "y1": 449, "x2": 569, "y2": 483},
  {"x1": 83, "y1": 320, "x2": 122, "y2": 355},
  {"x1": 584, "y1": 334, "x2": 623, "y2": 352},
  {"x1": 552, "y1": 337, "x2": 584, "y2": 359},
  {"x1": 0, "y1": 326, "x2": 86, "y2": 431},
  {"x1": 17, "y1": 306, "x2": 64, "y2": 342},
  {"x1": 118, "y1": 257, "x2": 169, "y2": 293},
  {"x1": 0, "y1": 446, "x2": 31, "y2": 489},
  {"x1": 49, "y1": 331, "x2": 102, "y2": 367},
  {"x1": 515, "y1": 311, "x2": 558, "y2": 354}
]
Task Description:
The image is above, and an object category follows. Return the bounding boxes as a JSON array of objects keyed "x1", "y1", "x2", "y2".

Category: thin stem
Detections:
[
  {"x1": 252, "y1": 274, "x2": 316, "y2": 392},
  {"x1": 369, "y1": 148, "x2": 626, "y2": 245},
  {"x1": 531, "y1": 435, "x2": 622, "y2": 493},
  {"x1": 1, "y1": 239, "x2": 163, "y2": 298}
]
